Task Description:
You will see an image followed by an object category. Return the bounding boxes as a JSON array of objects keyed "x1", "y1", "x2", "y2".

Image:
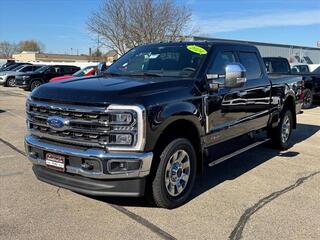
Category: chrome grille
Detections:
[{"x1": 26, "y1": 100, "x2": 111, "y2": 147}]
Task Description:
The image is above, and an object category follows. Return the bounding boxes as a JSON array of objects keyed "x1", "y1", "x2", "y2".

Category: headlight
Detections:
[{"x1": 101, "y1": 105, "x2": 145, "y2": 151}]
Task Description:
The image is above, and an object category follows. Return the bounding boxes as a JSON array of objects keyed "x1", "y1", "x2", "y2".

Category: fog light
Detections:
[{"x1": 108, "y1": 160, "x2": 141, "y2": 173}]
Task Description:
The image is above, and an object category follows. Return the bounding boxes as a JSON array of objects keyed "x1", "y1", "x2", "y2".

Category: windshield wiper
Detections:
[{"x1": 128, "y1": 72, "x2": 163, "y2": 77}]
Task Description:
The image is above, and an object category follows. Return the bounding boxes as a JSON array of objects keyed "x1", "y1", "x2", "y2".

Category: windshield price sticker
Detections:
[{"x1": 186, "y1": 45, "x2": 208, "y2": 55}]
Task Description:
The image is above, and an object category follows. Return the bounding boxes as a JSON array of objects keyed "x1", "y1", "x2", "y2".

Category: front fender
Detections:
[{"x1": 144, "y1": 101, "x2": 205, "y2": 151}]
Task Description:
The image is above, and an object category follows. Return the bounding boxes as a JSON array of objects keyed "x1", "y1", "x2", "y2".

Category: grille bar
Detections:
[{"x1": 27, "y1": 100, "x2": 110, "y2": 147}]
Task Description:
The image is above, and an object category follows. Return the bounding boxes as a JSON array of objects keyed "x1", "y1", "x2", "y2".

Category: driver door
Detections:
[{"x1": 204, "y1": 47, "x2": 249, "y2": 146}]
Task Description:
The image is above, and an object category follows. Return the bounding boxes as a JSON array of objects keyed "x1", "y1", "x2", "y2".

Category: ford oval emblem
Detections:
[{"x1": 47, "y1": 116, "x2": 69, "y2": 131}]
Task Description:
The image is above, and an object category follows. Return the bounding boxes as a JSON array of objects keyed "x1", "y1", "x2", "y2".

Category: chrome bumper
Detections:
[{"x1": 25, "y1": 135, "x2": 153, "y2": 179}]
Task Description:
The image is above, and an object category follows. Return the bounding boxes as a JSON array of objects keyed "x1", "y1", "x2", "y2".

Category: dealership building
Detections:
[{"x1": 192, "y1": 36, "x2": 320, "y2": 64}]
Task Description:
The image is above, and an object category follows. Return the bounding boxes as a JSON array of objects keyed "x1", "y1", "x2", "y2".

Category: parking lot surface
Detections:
[{"x1": 0, "y1": 86, "x2": 319, "y2": 240}]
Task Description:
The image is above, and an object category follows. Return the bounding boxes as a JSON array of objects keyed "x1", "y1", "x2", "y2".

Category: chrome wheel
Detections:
[
  {"x1": 164, "y1": 149, "x2": 190, "y2": 197},
  {"x1": 281, "y1": 114, "x2": 291, "y2": 143}
]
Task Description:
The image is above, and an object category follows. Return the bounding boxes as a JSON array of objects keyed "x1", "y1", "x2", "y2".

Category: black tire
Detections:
[
  {"x1": 5, "y1": 77, "x2": 15, "y2": 87},
  {"x1": 30, "y1": 80, "x2": 42, "y2": 91},
  {"x1": 148, "y1": 138, "x2": 197, "y2": 209},
  {"x1": 269, "y1": 110, "x2": 293, "y2": 150},
  {"x1": 302, "y1": 88, "x2": 313, "y2": 109}
]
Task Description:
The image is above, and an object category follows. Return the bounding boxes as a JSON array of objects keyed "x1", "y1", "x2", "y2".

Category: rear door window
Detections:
[
  {"x1": 238, "y1": 52, "x2": 262, "y2": 80},
  {"x1": 20, "y1": 66, "x2": 33, "y2": 72}
]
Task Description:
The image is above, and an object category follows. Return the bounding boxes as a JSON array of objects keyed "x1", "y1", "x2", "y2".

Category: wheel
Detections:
[
  {"x1": 6, "y1": 77, "x2": 15, "y2": 87},
  {"x1": 30, "y1": 80, "x2": 42, "y2": 91},
  {"x1": 302, "y1": 88, "x2": 313, "y2": 109},
  {"x1": 148, "y1": 138, "x2": 197, "y2": 209},
  {"x1": 269, "y1": 110, "x2": 293, "y2": 150}
]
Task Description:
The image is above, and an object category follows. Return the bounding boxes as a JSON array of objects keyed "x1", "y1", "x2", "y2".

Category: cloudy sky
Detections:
[{"x1": 0, "y1": 0, "x2": 319, "y2": 54}]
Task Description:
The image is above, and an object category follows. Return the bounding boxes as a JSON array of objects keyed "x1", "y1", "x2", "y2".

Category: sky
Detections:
[{"x1": 0, "y1": 0, "x2": 319, "y2": 54}]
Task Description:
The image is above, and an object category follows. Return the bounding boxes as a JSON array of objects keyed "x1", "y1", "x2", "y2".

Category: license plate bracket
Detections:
[{"x1": 45, "y1": 152, "x2": 65, "y2": 172}]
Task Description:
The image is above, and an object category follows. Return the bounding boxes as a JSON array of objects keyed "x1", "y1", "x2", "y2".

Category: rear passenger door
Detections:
[{"x1": 237, "y1": 51, "x2": 271, "y2": 131}]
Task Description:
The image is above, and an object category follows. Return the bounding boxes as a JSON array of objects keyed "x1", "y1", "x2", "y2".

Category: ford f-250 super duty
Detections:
[{"x1": 25, "y1": 42, "x2": 303, "y2": 208}]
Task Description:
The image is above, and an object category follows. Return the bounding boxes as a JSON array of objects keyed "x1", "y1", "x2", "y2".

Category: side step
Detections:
[{"x1": 208, "y1": 138, "x2": 270, "y2": 167}]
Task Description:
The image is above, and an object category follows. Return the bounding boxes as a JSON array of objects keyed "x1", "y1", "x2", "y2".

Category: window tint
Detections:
[
  {"x1": 264, "y1": 59, "x2": 290, "y2": 73},
  {"x1": 21, "y1": 66, "x2": 32, "y2": 72},
  {"x1": 63, "y1": 67, "x2": 74, "y2": 74},
  {"x1": 238, "y1": 52, "x2": 262, "y2": 79},
  {"x1": 297, "y1": 65, "x2": 309, "y2": 73},
  {"x1": 208, "y1": 52, "x2": 236, "y2": 74}
]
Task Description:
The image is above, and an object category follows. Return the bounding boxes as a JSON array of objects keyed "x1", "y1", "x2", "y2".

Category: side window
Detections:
[
  {"x1": 208, "y1": 52, "x2": 236, "y2": 74},
  {"x1": 238, "y1": 52, "x2": 262, "y2": 79},
  {"x1": 64, "y1": 67, "x2": 73, "y2": 74},
  {"x1": 54, "y1": 67, "x2": 62, "y2": 73},
  {"x1": 21, "y1": 66, "x2": 32, "y2": 72}
]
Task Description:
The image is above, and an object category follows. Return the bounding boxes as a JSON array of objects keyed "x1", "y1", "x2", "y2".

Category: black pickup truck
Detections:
[
  {"x1": 263, "y1": 57, "x2": 320, "y2": 108},
  {"x1": 25, "y1": 42, "x2": 303, "y2": 208}
]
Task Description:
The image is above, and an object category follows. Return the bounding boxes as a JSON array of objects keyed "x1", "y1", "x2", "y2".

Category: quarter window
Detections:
[{"x1": 238, "y1": 52, "x2": 262, "y2": 79}]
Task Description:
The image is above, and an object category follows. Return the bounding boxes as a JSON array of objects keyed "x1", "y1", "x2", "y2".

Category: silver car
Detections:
[{"x1": 0, "y1": 65, "x2": 43, "y2": 87}]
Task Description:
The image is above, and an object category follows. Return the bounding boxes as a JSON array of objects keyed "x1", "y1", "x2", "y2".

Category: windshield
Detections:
[
  {"x1": 73, "y1": 66, "x2": 96, "y2": 77},
  {"x1": 107, "y1": 44, "x2": 209, "y2": 78},
  {"x1": 35, "y1": 65, "x2": 50, "y2": 73},
  {"x1": 312, "y1": 66, "x2": 320, "y2": 73}
]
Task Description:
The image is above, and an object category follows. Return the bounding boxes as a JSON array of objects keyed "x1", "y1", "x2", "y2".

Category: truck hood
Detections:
[{"x1": 31, "y1": 76, "x2": 194, "y2": 106}]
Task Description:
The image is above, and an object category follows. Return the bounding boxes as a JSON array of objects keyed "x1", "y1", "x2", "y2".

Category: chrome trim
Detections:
[
  {"x1": 106, "y1": 104, "x2": 146, "y2": 151},
  {"x1": 26, "y1": 99, "x2": 147, "y2": 151},
  {"x1": 25, "y1": 135, "x2": 153, "y2": 179}
]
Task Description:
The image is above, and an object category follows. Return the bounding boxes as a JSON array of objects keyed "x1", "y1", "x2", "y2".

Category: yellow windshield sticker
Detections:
[{"x1": 186, "y1": 45, "x2": 207, "y2": 55}]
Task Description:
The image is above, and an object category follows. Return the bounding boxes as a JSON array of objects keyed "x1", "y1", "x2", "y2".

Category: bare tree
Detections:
[
  {"x1": 18, "y1": 40, "x2": 44, "y2": 52},
  {"x1": 0, "y1": 41, "x2": 17, "y2": 58},
  {"x1": 87, "y1": 0, "x2": 192, "y2": 55}
]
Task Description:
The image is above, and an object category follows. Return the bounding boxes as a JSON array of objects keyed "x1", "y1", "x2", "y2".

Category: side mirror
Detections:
[
  {"x1": 96, "y1": 62, "x2": 107, "y2": 75},
  {"x1": 225, "y1": 63, "x2": 247, "y2": 88}
]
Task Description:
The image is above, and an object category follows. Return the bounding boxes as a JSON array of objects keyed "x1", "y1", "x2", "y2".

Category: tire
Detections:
[
  {"x1": 302, "y1": 88, "x2": 313, "y2": 109},
  {"x1": 148, "y1": 138, "x2": 197, "y2": 209},
  {"x1": 269, "y1": 110, "x2": 293, "y2": 150},
  {"x1": 30, "y1": 80, "x2": 42, "y2": 91},
  {"x1": 5, "y1": 77, "x2": 15, "y2": 87}
]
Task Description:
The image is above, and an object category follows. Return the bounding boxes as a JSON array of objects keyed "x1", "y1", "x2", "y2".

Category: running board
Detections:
[{"x1": 208, "y1": 138, "x2": 270, "y2": 167}]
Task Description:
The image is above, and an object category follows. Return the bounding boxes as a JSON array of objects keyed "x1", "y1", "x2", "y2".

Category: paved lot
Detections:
[{"x1": 0, "y1": 86, "x2": 319, "y2": 240}]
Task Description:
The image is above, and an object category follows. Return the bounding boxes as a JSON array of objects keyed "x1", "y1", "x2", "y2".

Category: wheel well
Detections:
[
  {"x1": 283, "y1": 96, "x2": 296, "y2": 129},
  {"x1": 153, "y1": 120, "x2": 203, "y2": 175}
]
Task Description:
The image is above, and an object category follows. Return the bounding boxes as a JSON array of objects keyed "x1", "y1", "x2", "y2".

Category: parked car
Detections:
[
  {"x1": 0, "y1": 65, "x2": 44, "y2": 87},
  {"x1": 15, "y1": 65, "x2": 80, "y2": 91},
  {"x1": 263, "y1": 57, "x2": 320, "y2": 108},
  {"x1": 291, "y1": 64, "x2": 310, "y2": 73},
  {"x1": 0, "y1": 60, "x2": 16, "y2": 71},
  {"x1": 25, "y1": 42, "x2": 302, "y2": 208},
  {"x1": 0, "y1": 62, "x2": 32, "y2": 72},
  {"x1": 49, "y1": 65, "x2": 97, "y2": 82}
]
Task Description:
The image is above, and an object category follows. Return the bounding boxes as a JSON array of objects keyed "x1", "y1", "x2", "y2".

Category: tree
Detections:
[
  {"x1": 87, "y1": 0, "x2": 192, "y2": 55},
  {"x1": 18, "y1": 40, "x2": 44, "y2": 52},
  {"x1": 0, "y1": 41, "x2": 17, "y2": 58}
]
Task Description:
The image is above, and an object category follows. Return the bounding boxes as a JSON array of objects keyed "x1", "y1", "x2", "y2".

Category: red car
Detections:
[{"x1": 50, "y1": 66, "x2": 97, "y2": 82}]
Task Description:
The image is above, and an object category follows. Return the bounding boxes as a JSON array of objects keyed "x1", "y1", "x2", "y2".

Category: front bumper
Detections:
[
  {"x1": 0, "y1": 76, "x2": 7, "y2": 84},
  {"x1": 25, "y1": 135, "x2": 153, "y2": 196}
]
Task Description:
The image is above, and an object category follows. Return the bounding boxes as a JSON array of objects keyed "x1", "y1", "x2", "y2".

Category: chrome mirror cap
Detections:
[{"x1": 225, "y1": 63, "x2": 247, "y2": 88}]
